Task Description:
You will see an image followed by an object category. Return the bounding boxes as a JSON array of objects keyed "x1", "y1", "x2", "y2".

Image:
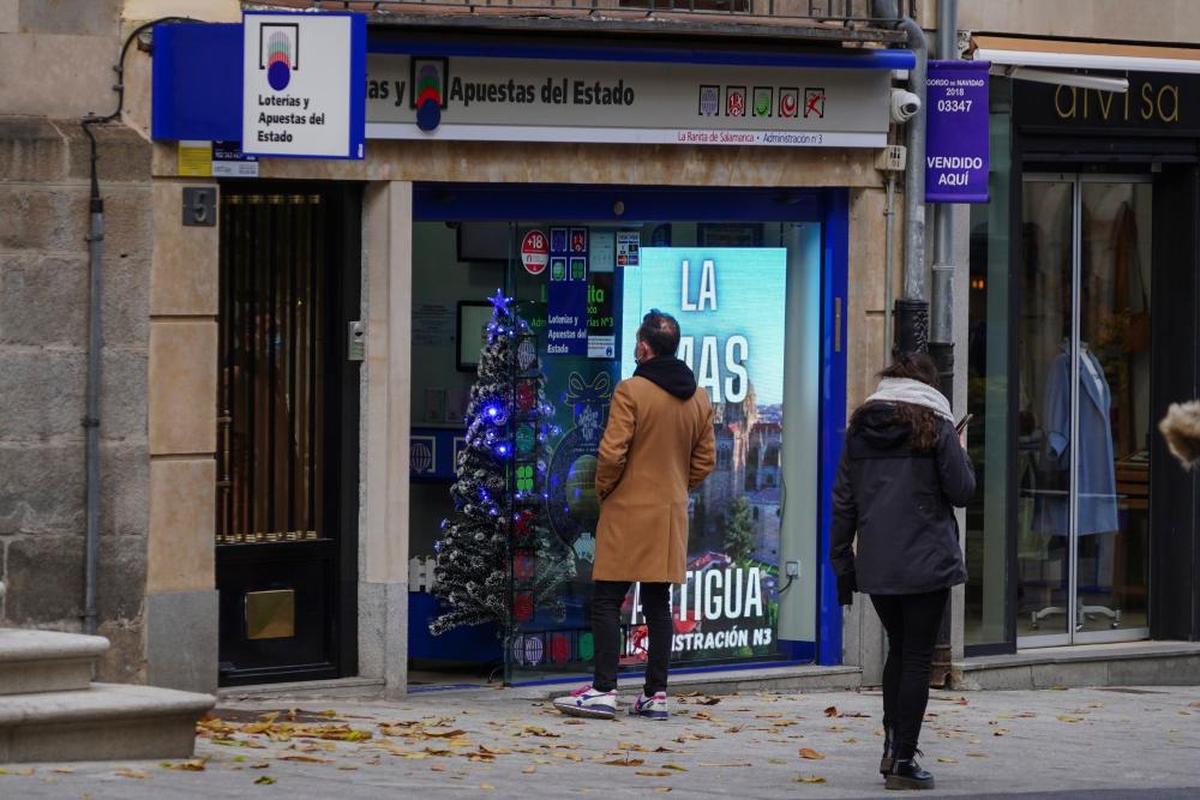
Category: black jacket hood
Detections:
[
  {"x1": 851, "y1": 403, "x2": 911, "y2": 450},
  {"x1": 634, "y1": 356, "x2": 698, "y2": 400}
]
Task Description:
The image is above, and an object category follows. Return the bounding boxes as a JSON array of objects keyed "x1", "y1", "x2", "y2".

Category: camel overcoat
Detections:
[{"x1": 592, "y1": 376, "x2": 716, "y2": 584}]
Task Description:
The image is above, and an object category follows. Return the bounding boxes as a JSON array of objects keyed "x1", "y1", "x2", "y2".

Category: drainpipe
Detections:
[
  {"x1": 79, "y1": 16, "x2": 190, "y2": 636},
  {"x1": 873, "y1": 1, "x2": 929, "y2": 355},
  {"x1": 81, "y1": 150, "x2": 104, "y2": 636},
  {"x1": 929, "y1": 0, "x2": 958, "y2": 400}
]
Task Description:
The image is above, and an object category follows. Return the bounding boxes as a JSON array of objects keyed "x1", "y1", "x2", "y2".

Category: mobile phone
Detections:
[{"x1": 955, "y1": 413, "x2": 974, "y2": 433}]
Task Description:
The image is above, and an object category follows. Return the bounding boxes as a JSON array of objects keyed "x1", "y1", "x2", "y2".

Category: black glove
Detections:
[{"x1": 837, "y1": 573, "x2": 857, "y2": 607}]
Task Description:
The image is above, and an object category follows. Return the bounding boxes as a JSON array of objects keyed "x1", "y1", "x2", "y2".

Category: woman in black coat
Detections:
[{"x1": 831, "y1": 353, "x2": 975, "y2": 791}]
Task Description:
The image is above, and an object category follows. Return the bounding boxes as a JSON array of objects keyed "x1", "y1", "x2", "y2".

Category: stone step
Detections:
[
  {"x1": 0, "y1": 683, "x2": 215, "y2": 763},
  {"x1": 0, "y1": 629, "x2": 109, "y2": 695}
]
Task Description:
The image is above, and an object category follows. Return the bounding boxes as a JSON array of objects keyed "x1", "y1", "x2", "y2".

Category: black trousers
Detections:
[
  {"x1": 870, "y1": 588, "x2": 949, "y2": 761},
  {"x1": 591, "y1": 580, "x2": 672, "y2": 696}
]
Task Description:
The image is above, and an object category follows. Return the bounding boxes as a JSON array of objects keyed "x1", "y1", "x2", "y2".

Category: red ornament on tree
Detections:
[
  {"x1": 516, "y1": 380, "x2": 537, "y2": 412},
  {"x1": 513, "y1": 552, "x2": 536, "y2": 581},
  {"x1": 549, "y1": 632, "x2": 571, "y2": 664},
  {"x1": 514, "y1": 509, "x2": 535, "y2": 540},
  {"x1": 513, "y1": 592, "x2": 534, "y2": 622}
]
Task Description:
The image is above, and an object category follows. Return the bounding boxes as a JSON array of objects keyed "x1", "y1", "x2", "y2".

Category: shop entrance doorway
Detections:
[
  {"x1": 1017, "y1": 174, "x2": 1152, "y2": 647},
  {"x1": 215, "y1": 185, "x2": 361, "y2": 685}
]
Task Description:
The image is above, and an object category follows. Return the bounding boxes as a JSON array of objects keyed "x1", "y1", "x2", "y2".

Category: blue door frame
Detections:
[{"x1": 414, "y1": 183, "x2": 849, "y2": 668}]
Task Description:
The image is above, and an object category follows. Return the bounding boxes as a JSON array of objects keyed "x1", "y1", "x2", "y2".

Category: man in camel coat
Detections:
[{"x1": 554, "y1": 310, "x2": 715, "y2": 721}]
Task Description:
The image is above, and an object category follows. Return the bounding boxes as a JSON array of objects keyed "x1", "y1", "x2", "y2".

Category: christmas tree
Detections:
[{"x1": 430, "y1": 290, "x2": 575, "y2": 636}]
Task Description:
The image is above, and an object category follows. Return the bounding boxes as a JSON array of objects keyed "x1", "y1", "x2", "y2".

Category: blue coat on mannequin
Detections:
[{"x1": 1035, "y1": 345, "x2": 1119, "y2": 536}]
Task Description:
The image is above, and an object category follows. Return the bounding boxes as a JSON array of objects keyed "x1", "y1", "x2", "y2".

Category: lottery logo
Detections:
[
  {"x1": 550, "y1": 227, "x2": 569, "y2": 254},
  {"x1": 804, "y1": 87, "x2": 826, "y2": 119},
  {"x1": 698, "y1": 85, "x2": 720, "y2": 117},
  {"x1": 779, "y1": 87, "x2": 799, "y2": 119},
  {"x1": 570, "y1": 228, "x2": 588, "y2": 254},
  {"x1": 753, "y1": 87, "x2": 772, "y2": 118},
  {"x1": 725, "y1": 86, "x2": 746, "y2": 118},
  {"x1": 259, "y1": 23, "x2": 299, "y2": 92},
  {"x1": 517, "y1": 337, "x2": 538, "y2": 372}
]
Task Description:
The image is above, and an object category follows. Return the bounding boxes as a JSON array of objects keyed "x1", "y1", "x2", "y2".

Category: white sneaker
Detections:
[
  {"x1": 552, "y1": 685, "x2": 618, "y2": 720},
  {"x1": 629, "y1": 691, "x2": 669, "y2": 721}
]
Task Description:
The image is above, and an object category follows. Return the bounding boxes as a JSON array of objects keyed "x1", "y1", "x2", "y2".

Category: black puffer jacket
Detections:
[{"x1": 830, "y1": 402, "x2": 975, "y2": 595}]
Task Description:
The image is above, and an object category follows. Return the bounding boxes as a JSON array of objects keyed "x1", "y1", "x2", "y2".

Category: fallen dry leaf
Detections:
[
  {"x1": 480, "y1": 783, "x2": 495, "y2": 791},
  {"x1": 52, "y1": 768, "x2": 75, "y2": 774},
  {"x1": 698, "y1": 697, "x2": 721, "y2": 706},
  {"x1": 798, "y1": 747, "x2": 825, "y2": 760},
  {"x1": 796, "y1": 775, "x2": 827, "y2": 784},
  {"x1": 823, "y1": 706, "x2": 840, "y2": 718},
  {"x1": 522, "y1": 766, "x2": 536, "y2": 774},
  {"x1": 660, "y1": 763, "x2": 687, "y2": 772},
  {"x1": 430, "y1": 764, "x2": 447, "y2": 773},
  {"x1": 603, "y1": 757, "x2": 645, "y2": 767},
  {"x1": 161, "y1": 759, "x2": 206, "y2": 771},
  {"x1": 993, "y1": 728, "x2": 1009, "y2": 736},
  {"x1": 655, "y1": 788, "x2": 672, "y2": 793},
  {"x1": 254, "y1": 776, "x2": 277, "y2": 785},
  {"x1": 280, "y1": 754, "x2": 332, "y2": 764},
  {"x1": 966, "y1": 752, "x2": 989, "y2": 758},
  {"x1": 636, "y1": 770, "x2": 674, "y2": 777},
  {"x1": 115, "y1": 768, "x2": 148, "y2": 779},
  {"x1": 250, "y1": 762, "x2": 270, "y2": 770},
  {"x1": 937, "y1": 757, "x2": 959, "y2": 764},
  {"x1": 1057, "y1": 715, "x2": 1085, "y2": 723}
]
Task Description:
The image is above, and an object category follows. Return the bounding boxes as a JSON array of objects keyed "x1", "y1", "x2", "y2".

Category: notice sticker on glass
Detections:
[
  {"x1": 590, "y1": 231, "x2": 615, "y2": 273},
  {"x1": 616, "y1": 231, "x2": 641, "y2": 267}
]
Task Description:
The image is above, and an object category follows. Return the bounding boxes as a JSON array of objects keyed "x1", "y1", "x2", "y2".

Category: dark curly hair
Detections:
[{"x1": 849, "y1": 351, "x2": 943, "y2": 452}]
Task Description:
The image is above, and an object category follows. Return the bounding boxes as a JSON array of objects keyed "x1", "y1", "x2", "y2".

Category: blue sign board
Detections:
[
  {"x1": 546, "y1": 227, "x2": 589, "y2": 357},
  {"x1": 151, "y1": 14, "x2": 365, "y2": 160},
  {"x1": 925, "y1": 60, "x2": 990, "y2": 203}
]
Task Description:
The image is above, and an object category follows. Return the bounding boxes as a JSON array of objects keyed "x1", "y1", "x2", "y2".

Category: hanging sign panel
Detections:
[
  {"x1": 925, "y1": 60, "x2": 990, "y2": 203},
  {"x1": 366, "y1": 55, "x2": 891, "y2": 148},
  {"x1": 242, "y1": 11, "x2": 366, "y2": 159}
]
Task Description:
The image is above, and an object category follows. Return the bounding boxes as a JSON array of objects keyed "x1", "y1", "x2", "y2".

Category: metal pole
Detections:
[
  {"x1": 83, "y1": 163, "x2": 104, "y2": 637},
  {"x1": 928, "y1": 0, "x2": 958, "y2": 688},
  {"x1": 929, "y1": 0, "x2": 958, "y2": 399},
  {"x1": 894, "y1": 16, "x2": 929, "y2": 356}
]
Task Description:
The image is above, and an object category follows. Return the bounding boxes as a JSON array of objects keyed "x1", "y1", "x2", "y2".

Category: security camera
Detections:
[{"x1": 890, "y1": 89, "x2": 922, "y2": 124}]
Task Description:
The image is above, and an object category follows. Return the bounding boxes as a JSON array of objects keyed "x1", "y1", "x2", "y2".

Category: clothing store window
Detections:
[
  {"x1": 1017, "y1": 174, "x2": 1152, "y2": 646},
  {"x1": 964, "y1": 77, "x2": 1013, "y2": 651}
]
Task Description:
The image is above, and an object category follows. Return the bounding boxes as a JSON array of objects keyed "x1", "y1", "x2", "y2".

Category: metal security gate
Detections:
[{"x1": 216, "y1": 186, "x2": 360, "y2": 686}]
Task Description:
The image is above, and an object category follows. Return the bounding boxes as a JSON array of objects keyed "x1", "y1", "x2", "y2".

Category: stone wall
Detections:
[{"x1": 0, "y1": 117, "x2": 153, "y2": 682}]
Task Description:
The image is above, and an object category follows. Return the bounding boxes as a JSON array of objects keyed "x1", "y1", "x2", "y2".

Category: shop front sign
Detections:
[
  {"x1": 1014, "y1": 71, "x2": 1200, "y2": 135},
  {"x1": 925, "y1": 59, "x2": 990, "y2": 203},
  {"x1": 366, "y1": 55, "x2": 890, "y2": 148},
  {"x1": 241, "y1": 12, "x2": 366, "y2": 159}
]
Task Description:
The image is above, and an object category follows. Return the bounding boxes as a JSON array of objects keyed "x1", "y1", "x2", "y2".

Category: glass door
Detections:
[{"x1": 1017, "y1": 174, "x2": 1152, "y2": 647}]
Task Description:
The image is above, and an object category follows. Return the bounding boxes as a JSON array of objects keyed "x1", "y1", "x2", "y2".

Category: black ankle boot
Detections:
[
  {"x1": 879, "y1": 728, "x2": 896, "y2": 776},
  {"x1": 885, "y1": 757, "x2": 935, "y2": 791}
]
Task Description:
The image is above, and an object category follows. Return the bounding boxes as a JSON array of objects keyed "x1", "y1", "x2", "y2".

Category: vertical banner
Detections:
[
  {"x1": 925, "y1": 60, "x2": 990, "y2": 203},
  {"x1": 620, "y1": 247, "x2": 788, "y2": 662},
  {"x1": 546, "y1": 227, "x2": 589, "y2": 356}
]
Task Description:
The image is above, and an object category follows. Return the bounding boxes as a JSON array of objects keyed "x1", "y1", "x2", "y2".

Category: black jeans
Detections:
[
  {"x1": 870, "y1": 588, "x2": 949, "y2": 761},
  {"x1": 591, "y1": 580, "x2": 672, "y2": 696}
]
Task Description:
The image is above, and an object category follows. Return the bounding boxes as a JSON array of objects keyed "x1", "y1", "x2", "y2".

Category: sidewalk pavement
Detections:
[{"x1": 5, "y1": 683, "x2": 1199, "y2": 799}]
